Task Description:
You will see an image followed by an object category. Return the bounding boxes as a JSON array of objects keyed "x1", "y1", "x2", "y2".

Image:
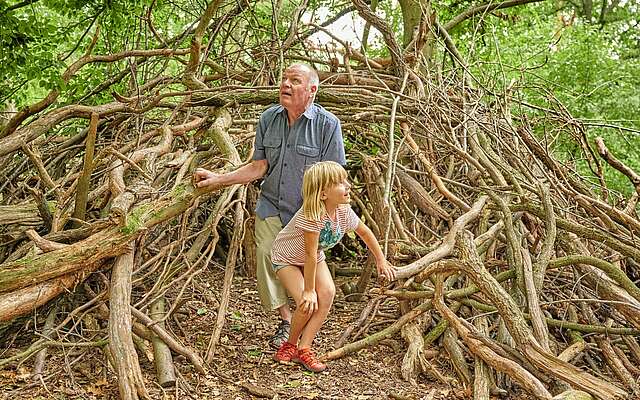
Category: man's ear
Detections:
[{"x1": 309, "y1": 84, "x2": 318, "y2": 95}]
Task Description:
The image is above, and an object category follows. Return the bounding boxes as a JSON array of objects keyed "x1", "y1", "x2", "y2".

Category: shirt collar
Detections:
[
  {"x1": 275, "y1": 103, "x2": 318, "y2": 120},
  {"x1": 303, "y1": 103, "x2": 318, "y2": 119}
]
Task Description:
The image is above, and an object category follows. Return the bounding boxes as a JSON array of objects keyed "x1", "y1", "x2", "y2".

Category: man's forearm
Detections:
[{"x1": 220, "y1": 160, "x2": 267, "y2": 186}]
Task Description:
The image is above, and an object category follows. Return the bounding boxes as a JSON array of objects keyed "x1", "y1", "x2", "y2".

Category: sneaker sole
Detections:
[
  {"x1": 292, "y1": 357, "x2": 326, "y2": 373},
  {"x1": 273, "y1": 353, "x2": 296, "y2": 364}
]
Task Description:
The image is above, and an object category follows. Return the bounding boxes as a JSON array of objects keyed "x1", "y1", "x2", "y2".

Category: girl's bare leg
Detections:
[
  {"x1": 298, "y1": 261, "x2": 335, "y2": 349},
  {"x1": 276, "y1": 265, "x2": 311, "y2": 345}
]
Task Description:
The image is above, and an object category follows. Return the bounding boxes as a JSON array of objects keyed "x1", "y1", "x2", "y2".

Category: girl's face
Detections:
[{"x1": 321, "y1": 179, "x2": 351, "y2": 206}]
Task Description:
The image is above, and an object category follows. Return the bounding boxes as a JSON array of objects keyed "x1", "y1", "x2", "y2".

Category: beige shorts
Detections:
[{"x1": 255, "y1": 216, "x2": 289, "y2": 311}]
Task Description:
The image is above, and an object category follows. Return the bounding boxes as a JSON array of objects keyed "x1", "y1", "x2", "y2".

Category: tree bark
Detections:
[{"x1": 109, "y1": 248, "x2": 149, "y2": 400}]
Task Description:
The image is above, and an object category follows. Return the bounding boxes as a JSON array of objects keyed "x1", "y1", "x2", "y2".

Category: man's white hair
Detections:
[{"x1": 289, "y1": 63, "x2": 319, "y2": 88}]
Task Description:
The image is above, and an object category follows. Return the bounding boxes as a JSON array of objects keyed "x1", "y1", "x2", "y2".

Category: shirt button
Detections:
[{"x1": 284, "y1": 163, "x2": 287, "y2": 167}]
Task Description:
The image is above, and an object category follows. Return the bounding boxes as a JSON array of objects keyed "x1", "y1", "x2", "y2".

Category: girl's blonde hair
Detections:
[{"x1": 302, "y1": 161, "x2": 347, "y2": 221}]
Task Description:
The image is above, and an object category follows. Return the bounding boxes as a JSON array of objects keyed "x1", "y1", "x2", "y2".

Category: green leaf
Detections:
[
  {"x1": 247, "y1": 348, "x2": 262, "y2": 357},
  {"x1": 230, "y1": 310, "x2": 243, "y2": 320},
  {"x1": 285, "y1": 379, "x2": 302, "y2": 388}
]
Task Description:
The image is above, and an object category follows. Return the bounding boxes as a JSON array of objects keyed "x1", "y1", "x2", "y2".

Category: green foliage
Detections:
[
  {"x1": 442, "y1": 1, "x2": 640, "y2": 195},
  {"x1": 1, "y1": 0, "x2": 637, "y2": 197},
  {"x1": 170, "y1": 183, "x2": 188, "y2": 199},
  {"x1": 196, "y1": 307, "x2": 208, "y2": 315},
  {"x1": 0, "y1": 0, "x2": 201, "y2": 108},
  {"x1": 1, "y1": 1, "x2": 69, "y2": 103},
  {"x1": 246, "y1": 347, "x2": 262, "y2": 357}
]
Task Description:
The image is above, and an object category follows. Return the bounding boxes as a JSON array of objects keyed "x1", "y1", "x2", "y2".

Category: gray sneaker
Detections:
[{"x1": 270, "y1": 319, "x2": 290, "y2": 350}]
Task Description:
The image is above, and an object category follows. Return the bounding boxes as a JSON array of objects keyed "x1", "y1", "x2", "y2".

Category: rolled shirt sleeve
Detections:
[
  {"x1": 321, "y1": 118, "x2": 346, "y2": 166},
  {"x1": 252, "y1": 113, "x2": 268, "y2": 161}
]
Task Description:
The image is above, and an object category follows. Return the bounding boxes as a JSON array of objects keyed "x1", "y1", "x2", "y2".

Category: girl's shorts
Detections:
[
  {"x1": 272, "y1": 263, "x2": 303, "y2": 273},
  {"x1": 272, "y1": 263, "x2": 288, "y2": 273}
]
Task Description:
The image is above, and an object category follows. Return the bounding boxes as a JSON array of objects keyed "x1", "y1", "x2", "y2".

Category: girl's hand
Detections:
[
  {"x1": 377, "y1": 260, "x2": 397, "y2": 282},
  {"x1": 299, "y1": 289, "x2": 318, "y2": 314}
]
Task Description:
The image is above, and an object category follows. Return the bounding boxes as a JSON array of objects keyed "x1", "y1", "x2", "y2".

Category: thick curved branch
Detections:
[
  {"x1": 0, "y1": 102, "x2": 132, "y2": 158},
  {"x1": 432, "y1": 273, "x2": 553, "y2": 399},
  {"x1": 395, "y1": 195, "x2": 487, "y2": 279},
  {"x1": 184, "y1": 0, "x2": 223, "y2": 89},
  {"x1": 444, "y1": 0, "x2": 545, "y2": 31},
  {"x1": 0, "y1": 180, "x2": 215, "y2": 297},
  {"x1": 595, "y1": 136, "x2": 640, "y2": 195},
  {"x1": 414, "y1": 231, "x2": 627, "y2": 399},
  {"x1": 24, "y1": 229, "x2": 68, "y2": 252},
  {"x1": 350, "y1": 0, "x2": 404, "y2": 73}
]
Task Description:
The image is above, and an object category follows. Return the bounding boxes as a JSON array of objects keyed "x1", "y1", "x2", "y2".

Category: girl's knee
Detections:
[{"x1": 317, "y1": 283, "x2": 336, "y2": 305}]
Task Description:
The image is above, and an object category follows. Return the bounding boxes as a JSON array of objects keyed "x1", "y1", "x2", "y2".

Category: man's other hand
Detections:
[{"x1": 194, "y1": 168, "x2": 222, "y2": 188}]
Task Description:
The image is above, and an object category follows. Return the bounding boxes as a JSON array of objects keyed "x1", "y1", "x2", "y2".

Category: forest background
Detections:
[
  {"x1": 1, "y1": 0, "x2": 640, "y2": 399},
  {"x1": 2, "y1": 0, "x2": 639, "y2": 185}
]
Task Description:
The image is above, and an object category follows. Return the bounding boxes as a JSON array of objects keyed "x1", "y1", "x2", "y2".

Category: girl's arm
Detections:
[
  {"x1": 301, "y1": 230, "x2": 321, "y2": 314},
  {"x1": 355, "y1": 221, "x2": 396, "y2": 281}
]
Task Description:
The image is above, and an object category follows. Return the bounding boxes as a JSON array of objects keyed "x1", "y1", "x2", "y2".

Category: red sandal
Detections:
[
  {"x1": 274, "y1": 341, "x2": 298, "y2": 363},
  {"x1": 294, "y1": 347, "x2": 326, "y2": 372}
]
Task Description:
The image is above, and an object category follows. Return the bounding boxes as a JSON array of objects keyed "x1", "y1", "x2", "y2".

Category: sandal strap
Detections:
[
  {"x1": 298, "y1": 349, "x2": 323, "y2": 368},
  {"x1": 280, "y1": 342, "x2": 297, "y2": 357}
]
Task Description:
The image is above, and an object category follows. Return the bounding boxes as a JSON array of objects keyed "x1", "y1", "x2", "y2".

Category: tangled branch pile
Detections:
[{"x1": 1, "y1": 2, "x2": 640, "y2": 400}]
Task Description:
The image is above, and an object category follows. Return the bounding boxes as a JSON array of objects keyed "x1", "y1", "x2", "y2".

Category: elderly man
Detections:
[{"x1": 194, "y1": 63, "x2": 346, "y2": 348}]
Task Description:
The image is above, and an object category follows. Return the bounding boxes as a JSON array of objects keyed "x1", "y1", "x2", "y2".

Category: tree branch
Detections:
[
  {"x1": 444, "y1": 0, "x2": 545, "y2": 31},
  {"x1": 595, "y1": 136, "x2": 640, "y2": 195},
  {"x1": 6, "y1": 0, "x2": 40, "y2": 12}
]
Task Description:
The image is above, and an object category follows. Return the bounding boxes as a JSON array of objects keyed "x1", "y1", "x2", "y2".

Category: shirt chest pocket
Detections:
[
  {"x1": 296, "y1": 144, "x2": 320, "y2": 166},
  {"x1": 263, "y1": 135, "x2": 282, "y2": 163}
]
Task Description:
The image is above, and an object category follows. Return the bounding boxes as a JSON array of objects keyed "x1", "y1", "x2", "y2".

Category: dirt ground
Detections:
[{"x1": 0, "y1": 269, "x2": 478, "y2": 400}]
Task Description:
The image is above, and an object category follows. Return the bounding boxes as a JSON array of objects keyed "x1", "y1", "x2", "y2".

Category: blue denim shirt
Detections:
[{"x1": 252, "y1": 103, "x2": 346, "y2": 226}]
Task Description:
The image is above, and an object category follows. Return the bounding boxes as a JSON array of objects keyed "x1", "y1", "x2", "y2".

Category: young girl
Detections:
[{"x1": 270, "y1": 161, "x2": 396, "y2": 372}]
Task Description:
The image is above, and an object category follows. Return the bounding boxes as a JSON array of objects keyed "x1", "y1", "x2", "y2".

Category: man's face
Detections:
[{"x1": 279, "y1": 65, "x2": 316, "y2": 116}]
